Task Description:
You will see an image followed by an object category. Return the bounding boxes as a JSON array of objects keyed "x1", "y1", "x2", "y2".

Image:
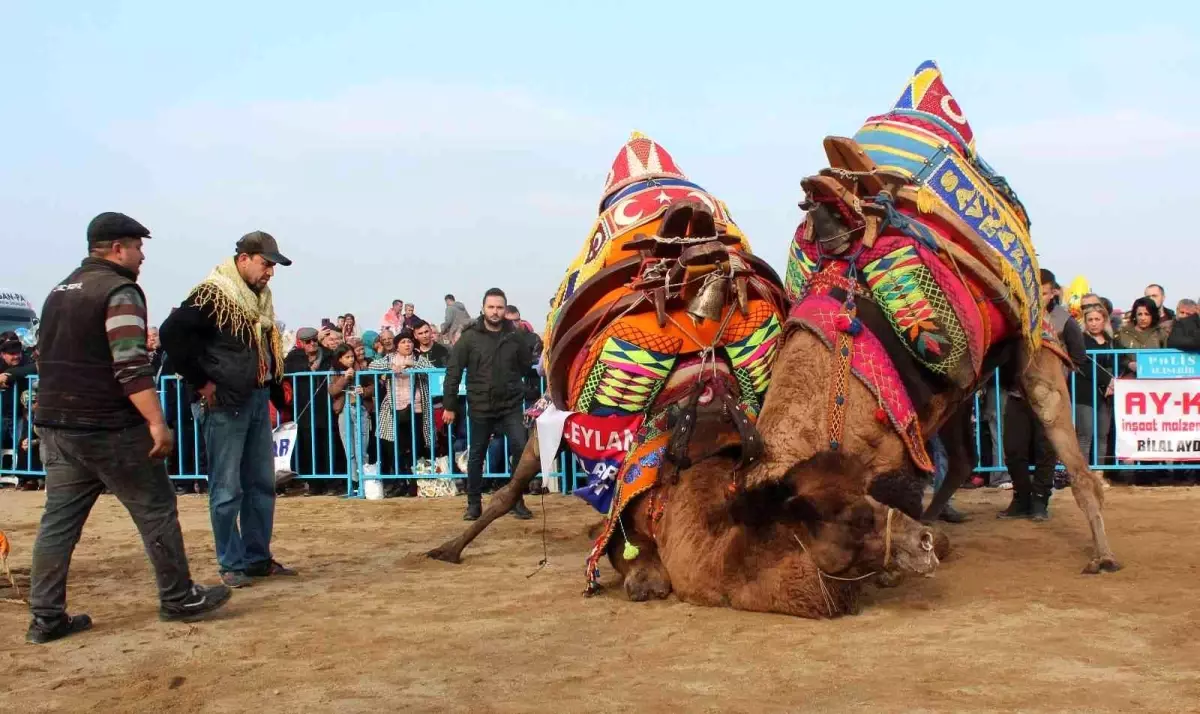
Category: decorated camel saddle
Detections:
[
  {"x1": 532, "y1": 133, "x2": 788, "y2": 590},
  {"x1": 785, "y1": 60, "x2": 1067, "y2": 471}
]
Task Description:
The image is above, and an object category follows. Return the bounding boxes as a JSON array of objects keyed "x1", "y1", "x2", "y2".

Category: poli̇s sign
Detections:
[
  {"x1": 1136, "y1": 351, "x2": 1200, "y2": 379},
  {"x1": 1114, "y1": 379, "x2": 1200, "y2": 461},
  {"x1": 426, "y1": 370, "x2": 467, "y2": 398}
]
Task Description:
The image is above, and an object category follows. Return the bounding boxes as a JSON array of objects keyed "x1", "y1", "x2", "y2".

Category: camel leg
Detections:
[
  {"x1": 425, "y1": 431, "x2": 543, "y2": 563},
  {"x1": 1019, "y1": 346, "x2": 1121, "y2": 574},
  {"x1": 922, "y1": 404, "x2": 972, "y2": 522}
]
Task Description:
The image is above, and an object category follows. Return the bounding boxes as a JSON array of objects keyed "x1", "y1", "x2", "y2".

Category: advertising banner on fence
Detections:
[{"x1": 1114, "y1": 378, "x2": 1200, "y2": 461}]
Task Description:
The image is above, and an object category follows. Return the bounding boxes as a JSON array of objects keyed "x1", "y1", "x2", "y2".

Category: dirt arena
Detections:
[{"x1": 2, "y1": 485, "x2": 1199, "y2": 713}]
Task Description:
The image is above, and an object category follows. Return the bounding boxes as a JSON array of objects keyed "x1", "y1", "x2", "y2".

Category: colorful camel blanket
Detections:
[
  {"x1": 784, "y1": 61, "x2": 1048, "y2": 470},
  {"x1": 535, "y1": 133, "x2": 788, "y2": 591}
]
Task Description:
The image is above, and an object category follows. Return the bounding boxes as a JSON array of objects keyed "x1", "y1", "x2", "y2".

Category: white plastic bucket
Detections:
[{"x1": 363, "y1": 479, "x2": 385, "y2": 500}]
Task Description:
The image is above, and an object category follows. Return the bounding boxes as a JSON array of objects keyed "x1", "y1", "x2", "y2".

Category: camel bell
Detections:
[{"x1": 687, "y1": 274, "x2": 728, "y2": 323}]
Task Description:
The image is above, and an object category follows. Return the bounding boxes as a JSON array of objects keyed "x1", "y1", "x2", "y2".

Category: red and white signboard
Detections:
[{"x1": 1114, "y1": 378, "x2": 1200, "y2": 461}]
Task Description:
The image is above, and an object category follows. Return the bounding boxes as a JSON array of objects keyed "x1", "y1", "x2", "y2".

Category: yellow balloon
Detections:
[{"x1": 1065, "y1": 275, "x2": 1090, "y2": 320}]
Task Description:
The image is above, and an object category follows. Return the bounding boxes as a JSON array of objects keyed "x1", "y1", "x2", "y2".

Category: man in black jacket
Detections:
[
  {"x1": 160, "y1": 231, "x2": 296, "y2": 588},
  {"x1": 1167, "y1": 300, "x2": 1200, "y2": 352},
  {"x1": 26, "y1": 212, "x2": 230, "y2": 644},
  {"x1": 442, "y1": 288, "x2": 537, "y2": 521},
  {"x1": 1000, "y1": 269, "x2": 1084, "y2": 522}
]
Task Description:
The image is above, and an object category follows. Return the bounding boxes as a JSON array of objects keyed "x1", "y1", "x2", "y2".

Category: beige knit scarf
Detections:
[{"x1": 186, "y1": 257, "x2": 285, "y2": 383}]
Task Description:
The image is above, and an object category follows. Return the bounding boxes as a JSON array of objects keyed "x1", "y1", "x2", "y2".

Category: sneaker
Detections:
[
  {"x1": 160, "y1": 584, "x2": 232, "y2": 622},
  {"x1": 996, "y1": 481, "x2": 1013, "y2": 490},
  {"x1": 221, "y1": 571, "x2": 252, "y2": 588},
  {"x1": 463, "y1": 500, "x2": 482, "y2": 521},
  {"x1": 245, "y1": 559, "x2": 297, "y2": 577},
  {"x1": 26, "y1": 614, "x2": 93, "y2": 644},
  {"x1": 510, "y1": 500, "x2": 534, "y2": 520}
]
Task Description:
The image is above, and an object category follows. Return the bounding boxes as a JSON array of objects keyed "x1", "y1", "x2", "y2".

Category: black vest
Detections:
[{"x1": 35, "y1": 258, "x2": 146, "y2": 430}]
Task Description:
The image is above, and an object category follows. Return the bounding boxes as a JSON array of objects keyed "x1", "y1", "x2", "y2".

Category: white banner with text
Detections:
[{"x1": 1114, "y1": 378, "x2": 1200, "y2": 461}]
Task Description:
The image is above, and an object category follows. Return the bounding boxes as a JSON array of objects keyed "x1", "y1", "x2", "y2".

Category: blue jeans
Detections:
[{"x1": 200, "y1": 389, "x2": 276, "y2": 573}]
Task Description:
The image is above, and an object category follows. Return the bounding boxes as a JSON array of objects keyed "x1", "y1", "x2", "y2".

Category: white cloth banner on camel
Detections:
[
  {"x1": 1114, "y1": 378, "x2": 1200, "y2": 461},
  {"x1": 536, "y1": 404, "x2": 575, "y2": 492}
]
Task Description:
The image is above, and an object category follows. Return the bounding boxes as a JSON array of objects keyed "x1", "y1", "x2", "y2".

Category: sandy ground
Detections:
[{"x1": 2, "y1": 485, "x2": 1199, "y2": 713}]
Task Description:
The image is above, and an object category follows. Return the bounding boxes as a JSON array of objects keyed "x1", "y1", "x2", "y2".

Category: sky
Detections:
[{"x1": 2, "y1": 1, "x2": 1198, "y2": 332}]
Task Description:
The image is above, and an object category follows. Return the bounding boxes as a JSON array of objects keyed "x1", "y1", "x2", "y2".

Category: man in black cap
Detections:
[
  {"x1": 26, "y1": 212, "x2": 232, "y2": 644},
  {"x1": 160, "y1": 231, "x2": 296, "y2": 588}
]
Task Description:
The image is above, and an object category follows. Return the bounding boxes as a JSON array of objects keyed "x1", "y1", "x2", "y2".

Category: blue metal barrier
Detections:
[
  {"x1": 972, "y1": 348, "x2": 1198, "y2": 475},
  {"x1": 0, "y1": 368, "x2": 578, "y2": 497},
  {"x1": 5, "y1": 349, "x2": 1195, "y2": 489}
]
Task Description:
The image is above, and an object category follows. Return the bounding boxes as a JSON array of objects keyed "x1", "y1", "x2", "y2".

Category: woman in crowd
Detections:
[
  {"x1": 368, "y1": 331, "x2": 417, "y2": 494},
  {"x1": 342, "y1": 313, "x2": 358, "y2": 341},
  {"x1": 329, "y1": 344, "x2": 375, "y2": 491},
  {"x1": 1114, "y1": 296, "x2": 1173, "y2": 485},
  {"x1": 360, "y1": 330, "x2": 379, "y2": 362},
  {"x1": 1077, "y1": 300, "x2": 1115, "y2": 466},
  {"x1": 1115, "y1": 296, "x2": 1166, "y2": 376}
]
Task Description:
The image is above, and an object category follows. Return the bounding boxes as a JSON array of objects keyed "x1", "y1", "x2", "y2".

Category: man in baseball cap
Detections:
[
  {"x1": 160, "y1": 229, "x2": 297, "y2": 588},
  {"x1": 235, "y1": 230, "x2": 292, "y2": 267}
]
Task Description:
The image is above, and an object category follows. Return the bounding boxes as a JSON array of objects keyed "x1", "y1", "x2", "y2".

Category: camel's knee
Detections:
[
  {"x1": 623, "y1": 560, "x2": 673, "y2": 602},
  {"x1": 1067, "y1": 469, "x2": 1106, "y2": 509}
]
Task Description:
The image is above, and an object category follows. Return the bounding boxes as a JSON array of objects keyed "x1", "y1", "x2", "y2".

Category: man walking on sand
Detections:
[
  {"x1": 442, "y1": 288, "x2": 539, "y2": 521},
  {"x1": 26, "y1": 212, "x2": 231, "y2": 644}
]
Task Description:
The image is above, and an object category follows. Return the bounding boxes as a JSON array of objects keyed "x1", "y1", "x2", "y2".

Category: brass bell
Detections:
[{"x1": 687, "y1": 273, "x2": 728, "y2": 323}]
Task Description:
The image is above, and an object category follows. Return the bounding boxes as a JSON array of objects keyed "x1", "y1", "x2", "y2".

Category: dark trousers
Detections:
[
  {"x1": 29, "y1": 425, "x2": 193, "y2": 621},
  {"x1": 1003, "y1": 397, "x2": 1057, "y2": 500},
  {"x1": 465, "y1": 409, "x2": 527, "y2": 501}
]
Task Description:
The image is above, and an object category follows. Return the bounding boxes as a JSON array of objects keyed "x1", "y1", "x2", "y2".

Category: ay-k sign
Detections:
[{"x1": 1114, "y1": 379, "x2": 1200, "y2": 461}]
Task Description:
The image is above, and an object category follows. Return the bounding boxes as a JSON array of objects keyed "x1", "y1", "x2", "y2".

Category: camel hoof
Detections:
[
  {"x1": 1082, "y1": 557, "x2": 1121, "y2": 575},
  {"x1": 623, "y1": 567, "x2": 671, "y2": 602},
  {"x1": 426, "y1": 547, "x2": 462, "y2": 564}
]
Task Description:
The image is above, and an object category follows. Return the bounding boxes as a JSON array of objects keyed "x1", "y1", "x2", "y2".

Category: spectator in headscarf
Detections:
[{"x1": 360, "y1": 329, "x2": 380, "y2": 361}]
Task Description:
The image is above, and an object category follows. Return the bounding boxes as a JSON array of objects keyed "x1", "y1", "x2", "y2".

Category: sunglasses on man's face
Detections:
[{"x1": 299, "y1": 338, "x2": 316, "y2": 344}]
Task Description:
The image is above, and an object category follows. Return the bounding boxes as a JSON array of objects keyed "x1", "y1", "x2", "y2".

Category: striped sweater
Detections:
[{"x1": 106, "y1": 286, "x2": 155, "y2": 395}]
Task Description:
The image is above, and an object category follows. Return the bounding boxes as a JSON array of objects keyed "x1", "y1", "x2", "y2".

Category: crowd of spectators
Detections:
[{"x1": 4, "y1": 283, "x2": 1199, "y2": 496}]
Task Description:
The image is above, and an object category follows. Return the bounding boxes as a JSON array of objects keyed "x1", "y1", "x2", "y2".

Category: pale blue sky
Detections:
[{"x1": 2, "y1": 1, "x2": 1197, "y2": 331}]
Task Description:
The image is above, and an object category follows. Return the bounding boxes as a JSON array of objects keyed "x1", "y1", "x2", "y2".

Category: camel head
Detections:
[
  {"x1": 730, "y1": 451, "x2": 939, "y2": 579},
  {"x1": 866, "y1": 498, "x2": 939, "y2": 577}
]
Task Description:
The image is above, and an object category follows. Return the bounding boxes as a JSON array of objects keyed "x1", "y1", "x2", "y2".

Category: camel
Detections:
[{"x1": 429, "y1": 64, "x2": 1121, "y2": 612}]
